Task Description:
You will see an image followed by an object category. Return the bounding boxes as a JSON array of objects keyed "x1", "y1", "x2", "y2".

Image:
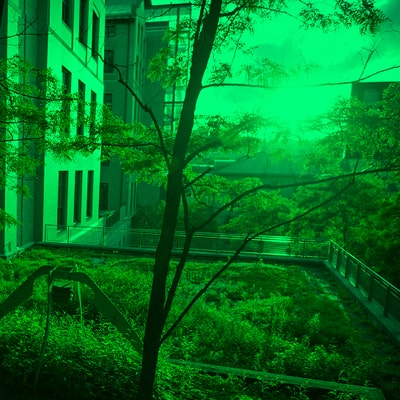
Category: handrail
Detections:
[
  {"x1": 327, "y1": 241, "x2": 400, "y2": 337},
  {"x1": 328, "y1": 241, "x2": 400, "y2": 296},
  {"x1": 44, "y1": 224, "x2": 329, "y2": 259}
]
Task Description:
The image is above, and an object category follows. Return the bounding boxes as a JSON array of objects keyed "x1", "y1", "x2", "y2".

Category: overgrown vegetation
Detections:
[{"x1": 0, "y1": 247, "x2": 398, "y2": 399}]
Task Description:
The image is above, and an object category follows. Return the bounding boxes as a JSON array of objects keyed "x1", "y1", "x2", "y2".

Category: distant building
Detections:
[
  {"x1": 133, "y1": 0, "x2": 192, "y2": 210},
  {"x1": 351, "y1": 81, "x2": 394, "y2": 104},
  {"x1": 0, "y1": 0, "x2": 105, "y2": 256},
  {"x1": 101, "y1": 0, "x2": 147, "y2": 230},
  {"x1": 102, "y1": 0, "x2": 193, "y2": 219}
]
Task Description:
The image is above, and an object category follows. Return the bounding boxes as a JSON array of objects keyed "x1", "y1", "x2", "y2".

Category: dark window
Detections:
[
  {"x1": 90, "y1": 91, "x2": 96, "y2": 136},
  {"x1": 87, "y1": 170, "x2": 94, "y2": 218},
  {"x1": 92, "y1": 11, "x2": 99, "y2": 58},
  {"x1": 62, "y1": 67, "x2": 72, "y2": 134},
  {"x1": 62, "y1": 67, "x2": 72, "y2": 92},
  {"x1": 77, "y1": 80, "x2": 86, "y2": 135},
  {"x1": 74, "y1": 171, "x2": 83, "y2": 223},
  {"x1": 62, "y1": 0, "x2": 73, "y2": 28},
  {"x1": 99, "y1": 182, "x2": 109, "y2": 211},
  {"x1": 57, "y1": 171, "x2": 68, "y2": 229},
  {"x1": 79, "y1": 0, "x2": 88, "y2": 45},
  {"x1": 104, "y1": 50, "x2": 114, "y2": 73},
  {"x1": 0, "y1": 0, "x2": 5, "y2": 26},
  {"x1": 104, "y1": 93, "x2": 112, "y2": 110},
  {"x1": 105, "y1": 24, "x2": 115, "y2": 37}
]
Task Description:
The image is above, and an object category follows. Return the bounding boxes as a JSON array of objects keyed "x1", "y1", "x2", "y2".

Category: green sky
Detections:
[{"x1": 197, "y1": 0, "x2": 400, "y2": 132}]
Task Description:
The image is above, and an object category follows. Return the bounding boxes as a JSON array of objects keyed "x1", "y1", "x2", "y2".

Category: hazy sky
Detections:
[{"x1": 196, "y1": 0, "x2": 400, "y2": 130}]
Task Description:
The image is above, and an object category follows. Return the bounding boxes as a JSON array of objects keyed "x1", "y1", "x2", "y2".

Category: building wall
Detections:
[
  {"x1": 0, "y1": 0, "x2": 105, "y2": 256},
  {"x1": 0, "y1": 0, "x2": 39, "y2": 254},
  {"x1": 42, "y1": 0, "x2": 105, "y2": 241},
  {"x1": 101, "y1": 0, "x2": 147, "y2": 227}
]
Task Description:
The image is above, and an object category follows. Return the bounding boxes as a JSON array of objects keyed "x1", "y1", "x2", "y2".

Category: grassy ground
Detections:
[{"x1": 0, "y1": 246, "x2": 399, "y2": 399}]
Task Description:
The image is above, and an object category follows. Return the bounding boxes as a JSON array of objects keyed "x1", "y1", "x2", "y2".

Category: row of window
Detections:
[
  {"x1": 62, "y1": 0, "x2": 100, "y2": 58},
  {"x1": 57, "y1": 170, "x2": 94, "y2": 229},
  {"x1": 62, "y1": 65, "x2": 97, "y2": 136}
]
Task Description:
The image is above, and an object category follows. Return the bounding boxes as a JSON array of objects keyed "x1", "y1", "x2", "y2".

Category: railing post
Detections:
[
  {"x1": 383, "y1": 287, "x2": 390, "y2": 317},
  {"x1": 368, "y1": 275, "x2": 374, "y2": 301},
  {"x1": 344, "y1": 255, "x2": 349, "y2": 279},
  {"x1": 336, "y1": 250, "x2": 342, "y2": 272},
  {"x1": 355, "y1": 263, "x2": 360, "y2": 288},
  {"x1": 328, "y1": 241, "x2": 334, "y2": 264}
]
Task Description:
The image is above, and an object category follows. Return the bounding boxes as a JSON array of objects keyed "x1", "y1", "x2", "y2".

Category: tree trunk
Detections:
[
  {"x1": 136, "y1": 2, "x2": 223, "y2": 398},
  {"x1": 136, "y1": 174, "x2": 182, "y2": 399}
]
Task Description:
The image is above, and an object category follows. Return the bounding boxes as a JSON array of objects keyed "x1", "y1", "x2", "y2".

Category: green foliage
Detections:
[
  {"x1": 1, "y1": 249, "x2": 398, "y2": 399},
  {"x1": 295, "y1": 83, "x2": 400, "y2": 284},
  {"x1": 0, "y1": 56, "x2": 121, "y2": 228}
]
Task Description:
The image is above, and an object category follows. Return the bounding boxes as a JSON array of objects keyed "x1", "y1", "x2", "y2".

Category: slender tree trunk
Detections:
[
  {"x1": 136, "y1": 175, "x2": 182, "y2": 400},
  {"x1": 136, "y1": 2, "x2": 222, "y2": 398}
]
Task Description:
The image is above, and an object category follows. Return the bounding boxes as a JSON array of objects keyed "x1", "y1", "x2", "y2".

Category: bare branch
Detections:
[
  {"x1": 192, "y1": 165, "x2": 400, "y2": 233},
  {"x1": 92, "y1": 48, "x2": 172, "y2": 168},
  {"x1": 358, "y1": 48, "x2": 376, "y2": 80},
  {"x1": 201, "y1": 65, "x2": 400, "y2": 91}
]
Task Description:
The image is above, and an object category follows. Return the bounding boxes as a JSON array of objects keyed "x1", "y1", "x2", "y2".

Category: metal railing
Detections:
[
  {"x1": 327, "y1": 241, "x2": 400, "y2": 327},
  {"x1": 44, "y1": 225, "x2": 329, "y2": 259}
]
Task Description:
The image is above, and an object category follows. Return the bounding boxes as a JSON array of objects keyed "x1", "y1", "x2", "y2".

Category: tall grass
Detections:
[{"x1": 0, "y1": 247, "x2": 398, "y2": 399}]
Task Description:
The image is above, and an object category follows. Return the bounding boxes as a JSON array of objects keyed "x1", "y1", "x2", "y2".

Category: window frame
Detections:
[
  {"x1": 62, "y1": 0, "x2": 73, "y2": 28},
  {"x1": 77, "y1": 80, "x2": 86, "y2": 136},
  {"x1": 57, "y1": 171, "x2": 69, "y2": 230},
  {"x1": 87, "y1": 170, "x2": 94, "y2": 218},
  {"x1": 92, "y1": 10, "x2": 100, "y2": 58},
  {"x1": 104, "y1": 50, "x2": 115, "y2": 73},
  {"x1": 74, "y1": 170, "x2": 83, "y2": 223}
]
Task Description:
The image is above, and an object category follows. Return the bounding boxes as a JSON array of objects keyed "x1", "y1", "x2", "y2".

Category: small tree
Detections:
[{"x1": 116, "y1": 1, "x2": 393, "y2": 398}]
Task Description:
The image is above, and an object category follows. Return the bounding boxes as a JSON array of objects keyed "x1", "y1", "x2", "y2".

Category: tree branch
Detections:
[
  {"x1": 201, "y1": 65, "x2": 400, "y2": 91},
  {"x1": 192, "y1": 165, "x2": 400, "y2": 233},
  {"x1": 93, "y1": 48, "x2": 171, "y2": 169},
  {"x1": 160, "y1": 176, "x2": 356, "y2": 344}
]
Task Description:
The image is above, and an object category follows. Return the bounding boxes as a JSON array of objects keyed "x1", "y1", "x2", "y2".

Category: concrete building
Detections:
[
  {"x1": 0, "y1": 0, "x2": 105, "y2": 256},
  {"x1": 100, "y1": 0, "x2": 147, "y2": 230},
  {"x1": 132, "y1": 0, "x2": 192, "y2": 210},
  {"x1": 101, "y1": 0, "x2": 192, "y2": 224}
]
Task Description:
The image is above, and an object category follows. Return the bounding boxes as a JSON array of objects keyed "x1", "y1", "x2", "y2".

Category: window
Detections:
[
  {"x1": 99, "y1": 183, "x2": 109, "y2": 211},
  {"x1": 62, "y1": 0, "x2": 73, "y2": 28},
  {"x1": 79, "y1": 0, "x2": 88, "y2": 45},
  {"x1": 62, "y1": 67, "x2": 72, "y2": 134},
  {"x1": 104, "y1": 93, "x2": 112, "y2": 110},
  {"x1": 105, "y1": 24, "x2": 115, "y2": 37},
  {"x1": 87, "y1": 170, "x2": 94, "y2": 218},
  {"x1": 77, "y1": 80, "x2": 86, "y2": 135},
  {"x1": 90, "y1": 91, "x2": 96, "y2": 136},
  {"x1": 0, "y1": 0, "x2": 5, "y2": 27},
  {"x1": 62, "y1": 67, "x2": 72, "y2": 92},
  {"x1": 104, "y1": 50, "x2": 114, "y2": 73},
  {"x1": 92, "y1": 11, "x2": 99, "y2": 58},
  {"x1": 57, "y1": 171, "x2": 68, "y2": 229},
  {"x1": 74, "y1": 171, "x2": 83, "y2": 223}
]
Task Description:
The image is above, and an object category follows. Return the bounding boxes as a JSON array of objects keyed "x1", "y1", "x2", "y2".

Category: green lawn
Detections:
[{"x1": 0, "y1": 246, "x2": 399, "y2": 399}]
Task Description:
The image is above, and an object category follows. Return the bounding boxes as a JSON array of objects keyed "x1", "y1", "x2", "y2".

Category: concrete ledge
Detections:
[{"x1": 169, "y1": 359, "x2": 386, "y2": 400}]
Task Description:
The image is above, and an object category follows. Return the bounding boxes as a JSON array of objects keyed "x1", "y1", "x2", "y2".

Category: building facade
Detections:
[
  {"x1": 0, "y1": 0, "x2": 105, "y2": 256},
  {"x1": 100, "y1": 0, "x2": 147, "y2": 230},
  {"x1": 101, "y1": 0, "x2": 192, "y2": 224}
]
